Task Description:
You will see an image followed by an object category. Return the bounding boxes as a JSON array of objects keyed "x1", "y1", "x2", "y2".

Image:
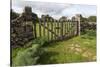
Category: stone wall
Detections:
[{"x1": 11, "y1": 6, "x2": 38, "y2": 48}]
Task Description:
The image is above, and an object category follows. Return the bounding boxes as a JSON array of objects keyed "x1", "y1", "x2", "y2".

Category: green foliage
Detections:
[
  {"x1": 88, "y1": 16, "x2": 96, "y2": 22},
  {"x1": 79, "y1": 15, "x2": 96, "y2": 22},
  {"x1": 12, "y1": 37, "x2": 47, "y2": 66},
  {"x1": 13, "y1": 44, "x2": 44, "y2": 66},
  {"x1": 32, "y1": 37, "x2": 48, "y2": 46},
  {"x1": 81, "y1": 29, "x2": 96, "y2": 39},
  {"x1": 87, "y1": 30, "x2": 96, "y2": 36},
  {"x1": 12, "y1": 30, "x2": 96, "y2": 65},
  {"x1": 10, "y1": 9, "x2": 19, "y2": 20},
  {"x1": 37, "y1": 31, "x2": 96, "y2": 64},
  {"x1": 81, "y1": 30, "x2": 96, "y2": 40}
]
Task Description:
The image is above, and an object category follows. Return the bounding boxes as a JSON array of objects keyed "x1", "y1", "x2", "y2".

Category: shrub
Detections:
[
  {"x1": 81, "y1": 29, "x2": 96, "y2": 39},
  {"x1": 32, "y1": 37, "x2": 48, "y2": 46},
  {"x1": 86, "y1": 30, "x2": 96, "y2": 37},
  {"x1": 13, "y1": 44, "x2": 44, "y2": 66},
  {"x1": 12, "y1": 37, "x2": 48, "y2": 66}
]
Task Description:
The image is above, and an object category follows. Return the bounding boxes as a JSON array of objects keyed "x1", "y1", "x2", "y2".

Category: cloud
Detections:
[
  {"x1": 12, "y1": 0, "x2": 71, "y2": 14},
  {"x1": 12, "y1": 0, "x2": 97, "y2": 19}
]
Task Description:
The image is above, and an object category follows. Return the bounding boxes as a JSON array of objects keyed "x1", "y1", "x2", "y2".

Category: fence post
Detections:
[{"x1": 76, "y1": 14, "x2": 81, "y2": 36}]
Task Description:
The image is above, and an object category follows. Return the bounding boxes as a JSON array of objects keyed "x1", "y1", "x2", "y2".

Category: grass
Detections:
[
  {"x1": 12, "y1": 41, "x2": 33, "y2": 64},
  {"x1": 12, "y1": 30, "x2": 96, "y2": 65},
  {"x1": 37, "y1": 30, "x2": 96, "y2": 64},
  {"x1": 12, "y1": 21, "x2": 96, "y2": 65}
]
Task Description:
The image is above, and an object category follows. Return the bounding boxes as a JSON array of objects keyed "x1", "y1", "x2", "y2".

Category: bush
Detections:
[
  {"x1": 81, "y1": 29, "x2": 96, "y2": 39},
  {"x1": 12, "y1": 37, "x2": 48, "y2": 66},
  {"x1": 32, "y1": 37, "x2": 48, "y2": 46},
  {"x1": 13, "y1": 44, "x2": 45, "y2": 66},
  {"x1": 12, "y1": 38, "x2": 46, "y2": 66},
  {"x1": 86, "y1": 30, "x2": 96, "y2": 37}
]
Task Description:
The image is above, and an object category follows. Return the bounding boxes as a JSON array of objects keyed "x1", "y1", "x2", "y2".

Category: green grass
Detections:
[
  {"x1": 12, "y1": 21, "x2": 96, "y2": 65},
  {"x1": 12, "y1": 30, "x2": 96, "y2": 65},
  {"x1": 12, "y1": 41, "x2": 33, "y2": 63},
  {"x1": 37, "y1": 31, "x2": 96, "y2": 64}
]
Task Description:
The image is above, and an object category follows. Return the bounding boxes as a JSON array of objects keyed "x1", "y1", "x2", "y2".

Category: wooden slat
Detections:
[
  {"x1": 57, "y1": 20, "x2": 59, "y2": 39},
  {"x1": 56, "y1": 21, "x2": 58, "y2": 40},
  {"x1": 38, "y1": 19, "x2": 78, "y2": 42},
  {"x1": 54, "y1": 20, "x2": 56, "y2": 40},
  {"x1": 39, "y1": 19, "x2": 41, "y2": 37},
  {"x1": 72, "y1": 20, "x2": 75, "y2": 36},
  {"x1": 47, "y1": 19, "x2": 50, "y2": 41},
  {"x1": 40, "y1": 23, "x2": 58, "y2": 37},
  {"x1": 70, "y1": 20, "x2": 72, "y2": 37},
  {"x1": 51, "y1": 19, "x2": 53, "y2": 41},
  {"x1": 61, "y1": 20, "x2": 63, "y2": 40},
  {"x1": 66, "y1": 20, "x2": 68, "y2": 36},
  {"x1": 69, "y1": 20, "x2": 72, "y2": 37},
  {"x1": 64, "y1": 21, "x2": 67, "y2": 36},
  {"x1": 68, "y1": 20, "x2": 70, "y2": 37},
  {"x1": 43, "y1": 19, "x2": 46, "y2": 37}
]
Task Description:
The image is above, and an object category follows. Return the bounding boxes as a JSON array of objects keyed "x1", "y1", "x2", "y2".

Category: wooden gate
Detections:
[{"x1": 35, "y1": 18, "x2": 80, "y2": 42}]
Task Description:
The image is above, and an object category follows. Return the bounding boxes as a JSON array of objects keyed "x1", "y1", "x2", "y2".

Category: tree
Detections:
[
  {"x1": 59, "y1": 16, "x2": 67, "y2": 21},
  {"x1": 10, "y1": 9, "x2": 19, "y2": 20},
  {"x1": 88, "y1": 16, "x2": 96, "y2": 22},
  {"x1": 41, "y1": 14, "x2": 54, "y2": 22}
]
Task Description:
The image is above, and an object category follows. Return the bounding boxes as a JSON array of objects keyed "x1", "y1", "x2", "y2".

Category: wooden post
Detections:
[{"x1": 76, "y1": 14, "x2": 81, "y2": 36}]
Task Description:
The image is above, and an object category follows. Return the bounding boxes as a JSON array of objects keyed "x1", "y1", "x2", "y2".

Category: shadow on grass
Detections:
[
  {"x1": 42, "y1": 41, "x2": 59, "y2": 47},
  {"x1": 37, "y1": 51, "x2": 59, "y2": 64}
]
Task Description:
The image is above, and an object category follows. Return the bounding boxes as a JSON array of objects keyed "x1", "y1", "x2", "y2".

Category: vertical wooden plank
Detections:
[
  {"x1": 70, "y1": 20, "x2": 72, "y2": 37},
  {"x1": 69, "y1": 20, "x2": 71, "y2": 37},
  {"x1": 56, "y1": 20, "x2": 58, "y2": 40},
  {"x1": 71, "y1": 20, "x2": 73, "y2": 36},
  {"x1": 39, "y1": 19, "x2": 41, "y2": 37},
  {"x1": 71, "y1": 20, "x2": 74, "y2": 37},
  {"x1": 47, "y1": 18, "x2": 50, "y2": 41},
  {"x1": 75, "y1": 20, "x2": 77, "y2": 36},
  {"x1": 65, "y1": 20, "x2": 68, "y2": 38},
  {"x1": 67, "y1": 20, "x2": 70, "y2": 37},
  {"x1": 64, "y1": 21, "x2": 66, "y2": 35},
  {"x1": 54, "y1": 20, "x2": 56, "y2": 40},
  {"x1": 58, "y1": 21, "x2": 61, "y2": 36},
  {"x1": 53, "y1": 19, "x2": 54, "y2": 40},
  {"x1": 57, "y1": 20, "x2": 59, "y2": 40},
  {"x1": 66, "y1": 20, "x2": 68, "y2": 37},
  {"x1": 51, "y1": 19, "x2": 53, "y2": 41},
  {"x1": 72, "y1": 20, "x2": 76, "y2": 36},
  {"x1": 43, "y1": 18, "x2": 46, "y2": 37},
  {"x1": 61, "y1": 20, "x2": 63, "y2": 40}
]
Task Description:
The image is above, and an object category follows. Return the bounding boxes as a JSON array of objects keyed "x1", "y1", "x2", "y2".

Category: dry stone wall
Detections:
[{"x1": 11, "y1": 6, "x2": 38, "y2": 48}]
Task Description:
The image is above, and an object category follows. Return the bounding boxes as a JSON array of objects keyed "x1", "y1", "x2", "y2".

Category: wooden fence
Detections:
[
  {"x1": 33, "y1": 18, "x2": 80, "y2": 42},
  {"x1": 11, "y1": 6, "x2": 81, "y2": 47}
]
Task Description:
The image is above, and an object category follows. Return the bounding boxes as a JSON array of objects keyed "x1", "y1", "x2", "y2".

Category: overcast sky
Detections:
[{"x1": 12, "y1": 0, "x2": 97, "y2": 19}]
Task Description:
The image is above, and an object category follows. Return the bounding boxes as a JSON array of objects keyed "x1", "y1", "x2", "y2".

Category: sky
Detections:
[{"x1": 12, "y1": 0, "x2": 97, "y2": 19}]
